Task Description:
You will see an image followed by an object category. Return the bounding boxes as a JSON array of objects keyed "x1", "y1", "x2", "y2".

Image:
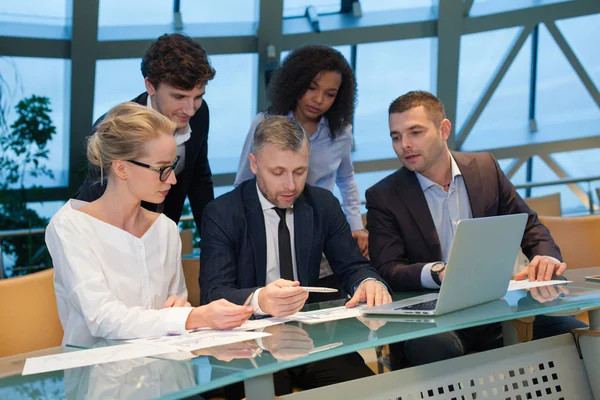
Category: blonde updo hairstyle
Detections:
[{"x1": 87, "y1": 102, "x2": 177, "y2": 182}]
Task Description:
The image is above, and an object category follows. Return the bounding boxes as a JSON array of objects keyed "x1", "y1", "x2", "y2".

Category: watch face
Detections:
[{"x1": 432, "y1": 263, "x2": 445, "y2": 273}]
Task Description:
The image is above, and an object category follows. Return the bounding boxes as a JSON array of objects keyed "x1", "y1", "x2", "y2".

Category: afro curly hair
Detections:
[{"x1": 267, "y1": 45, "x2": 356, "y2": 140}]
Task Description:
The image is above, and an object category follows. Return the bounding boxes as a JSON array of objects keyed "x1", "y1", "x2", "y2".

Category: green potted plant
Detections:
[{"x1": 0, "y1": 95, "x2": 56, "y2": 277}]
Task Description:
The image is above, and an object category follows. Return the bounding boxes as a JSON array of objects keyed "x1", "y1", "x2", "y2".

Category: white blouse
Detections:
[{"x1": 46, "y1": 199, "x2": 192, "y2": 346}]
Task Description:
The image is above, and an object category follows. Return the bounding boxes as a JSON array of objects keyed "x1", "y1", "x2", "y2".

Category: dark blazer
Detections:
[
  {"x1": 366, "y1": 151, "x2": 561, "y2": 292},
  {"x1": 74, "y1": 93, "x2": 214, "y2": 236},
  {"x1": 199, "y1": 179, "x2": 384, "y2": 306}
]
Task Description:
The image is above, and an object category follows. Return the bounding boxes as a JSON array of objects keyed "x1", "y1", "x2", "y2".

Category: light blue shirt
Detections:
[
  {"x1": 416, "y1": 153, "x2": 473, "y2": 289},
  {"x1": 235, "y1": 111, "x2": 363, "y2": 231}
]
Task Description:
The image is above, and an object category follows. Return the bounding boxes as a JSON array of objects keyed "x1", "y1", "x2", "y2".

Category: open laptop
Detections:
[{"x1": 362, "y1": 213, "x2": 528, "y2": 317}]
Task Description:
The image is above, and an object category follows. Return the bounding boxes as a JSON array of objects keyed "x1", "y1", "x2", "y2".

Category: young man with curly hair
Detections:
[
  {"x1": 235, "y1": 45, "x2": 366, "y2": 298},
  {"x1": 76, "y1": 33, "x2": 215, "y2": 236}
]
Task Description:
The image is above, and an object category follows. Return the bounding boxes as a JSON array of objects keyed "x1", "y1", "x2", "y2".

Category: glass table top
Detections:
[{"x1": 2, "y1": 272, "x2": 600, "y2": 400}]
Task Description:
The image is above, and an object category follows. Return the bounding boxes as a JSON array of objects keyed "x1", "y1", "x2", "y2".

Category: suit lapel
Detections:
[
  {"x1": 396, "y1": 168, "x2": 442, "y2": 259},
  {"x1": 453, "y1": 152, "x2": 485, "y2": 218},
  {"x1": 293, "y1": 193, "x2": 313, "y2": 285},
  {"x1": 242, "y1": 181, "x2": 268, "y2": 286}
]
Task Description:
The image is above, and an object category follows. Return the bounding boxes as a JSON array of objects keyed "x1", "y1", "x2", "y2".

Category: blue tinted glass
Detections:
[
  {"x1": 94, "y1": 59, "x2": 146, "y2": 122},
  {"x1": 539, "y1": 149, "x2": 600, "y2": 214},
  {"x1": 0, "y1": 0, "x2": 69, "y2": 26},
  {"x1": 99, "y1": 0, "x2": 258, "y2": 26},
  {"x1": 556, "y1": 14, "x2": 600, "y2": 89},
  {"x1": 535, "y1": 21, "x2": 600, "y2": 140},
  {"x1": 460, "y1": 30, "x2": 531, "y2": 151},
  {"x1": 529, "y1": 156, "x2": 589, "y2": 215},
  {"x1": 0, "y1": 57, "x2": 70, "y2": 188},
  {"x1": 354, "y1": 38, "x2": 436, "y2": 161},
  {"x1": 283, "y1": 0, "x2": 341, "y2": 18},
  {"x1": 204, "y1": 53, "x2": 257, "y2": 173},
  {"x1": 470, "y1": 0, "x2": 572, "y2": 17},
  {"x1": 94, "y1": 53, "x2": 257, "y2": 176},
  {"x1": 360, "y1": 0, "x2": 435, "y2": 13}
]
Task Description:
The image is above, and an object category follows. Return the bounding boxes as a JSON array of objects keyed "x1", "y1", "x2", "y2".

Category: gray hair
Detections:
[{"x1": 253, "y1": 116, "x2": 309, "y2": 154}]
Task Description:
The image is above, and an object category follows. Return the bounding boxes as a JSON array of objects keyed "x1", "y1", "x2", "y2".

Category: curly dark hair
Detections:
[
  {"x1": 267, "y1": 45, "x2": 356, "y2": 140},
  {"x1": 141, "y1": 33, "x2": 216, "y2": 90}
]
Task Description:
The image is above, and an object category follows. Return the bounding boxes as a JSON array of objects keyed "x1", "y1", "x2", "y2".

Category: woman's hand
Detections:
[
  {"x1": 163, "y1": 295, "x2": 191, "y2": 308},
  {"x1": 186, "y1": 299, "x2": 254, "y2": 330}
]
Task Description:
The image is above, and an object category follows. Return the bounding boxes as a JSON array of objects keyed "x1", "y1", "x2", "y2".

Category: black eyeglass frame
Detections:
[{"x1": 126, "y1": 155, "x2": 181, "y2": 182}]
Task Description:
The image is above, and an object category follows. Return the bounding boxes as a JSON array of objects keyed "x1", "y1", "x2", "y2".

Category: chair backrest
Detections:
[
  {"x1": 182, "y1": 257, "x2": 200, "y2": 307},
  {"x1": 524, "y1": 193, "x2": 562, "y2": 217},
  {"x1": 0, "y1": 269, "x2": 63, "y2": 358},
  {"x1": 539, "y1": 215, "x2": 600, "y2": 269},
  {"x1": 180, "y1": 229, "x2": 194, "y2": 255}
]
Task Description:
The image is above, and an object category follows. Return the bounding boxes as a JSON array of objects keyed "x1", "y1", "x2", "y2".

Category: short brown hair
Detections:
[
  {"x1": 141, "y1": 33, "x2": 216, "y2": 90},
  {"x1": 253, "y1": 116, "x2": 308, "y2": 154},
  {"x1": 388, "y1": 91, "x2": 446, "y2": 126}
]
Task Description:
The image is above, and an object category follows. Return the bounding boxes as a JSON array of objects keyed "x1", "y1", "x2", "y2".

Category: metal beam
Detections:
[
  {"x1": 208, "y1": 137, "x2": 600, "y2": 187},
  {"x1": 256, "y1": 0, "x2": 284, "y2": 113},
  {"x1": 539, "y1": 154, "x2": 594, "y2": 211},
  {"x1": 282, "y1": 20, "x2": 437, "y2": 49},
  {"x1": 435, "y1": 0, "x2": 463, "y2": 150},
  {"x1": 67, "y1": 0, "x2": 100, "y2": 196},
  {"x1": 464, "y1": 1, "x2": 600, "y2": 35},
  {"x1": 0, "y1": 36, "x2": 70, "y2": 58},
  {"x1": 463, "y1": 0, "x2": 475, "y2": 17},
  {"x1": 456, "y1": 24, "x2": 534, "y2": 149},
  {"x1": 544, "y1": 21, "x2": 600, "y2": 110},
  {"x1": 505, "y1": 157, "x2": 528, "y2": 179},
  {"x1": 489, "y1": 136, "x2": 600, "y2": 160}
]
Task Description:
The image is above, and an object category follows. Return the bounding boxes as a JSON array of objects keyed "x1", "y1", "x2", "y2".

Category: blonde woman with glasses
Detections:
[{"x1": 46, "y1": 102, "x2": 253, "y2": 346}]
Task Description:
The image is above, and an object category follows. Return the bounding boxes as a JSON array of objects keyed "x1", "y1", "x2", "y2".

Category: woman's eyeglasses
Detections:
[{"x1": 126, "y1": 155, "x2": 180, "y2": 182}]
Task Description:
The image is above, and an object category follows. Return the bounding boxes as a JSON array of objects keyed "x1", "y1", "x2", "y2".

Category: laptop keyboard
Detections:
[{"x1": 398, "y1": 299, "x2": 438, "y2": 311}]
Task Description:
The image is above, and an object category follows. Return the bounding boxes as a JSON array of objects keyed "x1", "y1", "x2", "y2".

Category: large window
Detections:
[
  {"x1": 535, "y1": 18, "x2": 600, "y2": 141},
  {"x1": 458, "y1": 28, "x2": 531, "y2": 151},
  {"x1": 0, "y1": 0, "x2": 69, "y2": 26},
  {"x1": 353, "y1": 38, "x2": 437, "y2": 162},
  {"x1": 0, "y1": 57, "x2": 70, "y2": 189},
  {"x1": 204, "y1": 53, "x2": 258, "y2": 173},
  {"x1": 93, "y1": 53, "x2": 258, "y2": 174},
  {"x1": 98, "y1": 0, "x2": 258, "y2": 27}
]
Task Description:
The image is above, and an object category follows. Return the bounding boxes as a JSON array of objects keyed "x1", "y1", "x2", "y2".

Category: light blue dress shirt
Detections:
[
  {"x1": 416, "y1": 153, "x2": 473, "y2": 289},
  {"x1": 235, "y1": 111, "x2": 363, "y2": 231}
]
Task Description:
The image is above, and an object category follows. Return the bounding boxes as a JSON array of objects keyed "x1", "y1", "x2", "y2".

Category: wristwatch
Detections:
[{"x1": 431, "y1": 262, "x2": 446, "y2": 286}]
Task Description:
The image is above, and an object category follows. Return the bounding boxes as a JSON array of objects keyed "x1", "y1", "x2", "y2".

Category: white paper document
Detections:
[
  {"x1": 128, "y1": 330, "x2": 271, "y2": 352},
  {"x1": 192, "y1": 317, "x2": 286, "y2": 332},
  {"x1": 22, "y1": 343, "x2": 175, "y2": 376},
  {"x1": 507, "y1": 279, "x2": 572, "y2": 292},
  {"x1": 288, "y1": 305, "x2": 365, "y2": 324}
]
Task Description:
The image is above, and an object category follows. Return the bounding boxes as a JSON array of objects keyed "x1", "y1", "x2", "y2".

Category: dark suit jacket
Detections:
[
  {"x1": 199, "y1": 179, "x2": 384, "y2": 306},
  {"x1": 74, "y1": 93, "x2": 214, "y2": 236},
  {"x1": 366, "y1": 151, "x2": 562, "y2": 292}
]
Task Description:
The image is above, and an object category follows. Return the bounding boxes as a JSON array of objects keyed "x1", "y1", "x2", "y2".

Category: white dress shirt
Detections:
[
  {"x1": 415, "y1": 153, "x2": 473, "y2": 289},
  {"x1": 250, "y1": 185, "x2": 298, "y2": 314},
  {"x1": 46, "y1": 200, "x2": 192, "y2": 346}
]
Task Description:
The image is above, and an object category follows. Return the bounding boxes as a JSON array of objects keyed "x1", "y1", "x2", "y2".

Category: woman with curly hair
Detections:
[{"x1": 235, "y1": 45, "x2": 367, "y2": 294}]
